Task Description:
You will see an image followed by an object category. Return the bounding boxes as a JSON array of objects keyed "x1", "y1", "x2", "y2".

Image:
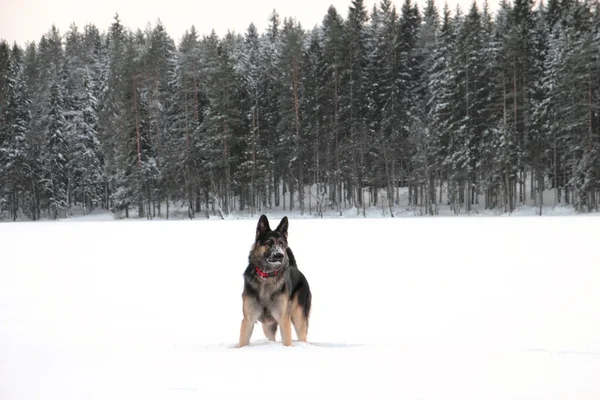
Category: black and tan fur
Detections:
[{"x1": 238, "y1": 215, "x2": 312, "y2": 347}]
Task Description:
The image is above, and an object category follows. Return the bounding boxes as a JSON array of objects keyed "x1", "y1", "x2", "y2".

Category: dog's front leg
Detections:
[
  {"x1": 270, "y1": 294, "x2": 292, "y2": 346},
  {"x1": 239, "y1": 295, "x2": 259, "y2": 348},
  {"x1": 276, "y1": 295, "x2": 293, "y2": 346},
  {"x1": 239, "y1": 318, "x2": 255, "y2": 347},
  {"x1": 278, "y1": 313, "x2": 293, "y2": 347}
]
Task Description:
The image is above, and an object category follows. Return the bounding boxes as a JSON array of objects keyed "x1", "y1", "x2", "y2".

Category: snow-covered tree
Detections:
[
  {"x1": 43, "y1": 81, "x2": 69, "y2": 219},
  {"x1": 0, "y1": 44, "x2": 31, "y2": 219},
  {"x1": 1, "y1": 4, "x2": 600, "y2": 220},
  {"x1": 71, "y1": 69, "x2": 103, "y2": 213}
]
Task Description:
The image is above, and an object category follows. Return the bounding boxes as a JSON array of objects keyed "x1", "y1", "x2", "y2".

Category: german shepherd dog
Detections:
[{"x1": 238, "y1": 215, "x2": 312, "y2": 347}]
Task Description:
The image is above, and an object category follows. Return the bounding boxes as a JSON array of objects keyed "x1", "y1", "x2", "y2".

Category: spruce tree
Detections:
[
  {"x1": 320, "y1": 6, "x2": 345, "y2": 212},
  {"x1": 44, "y1": 81, "x2": 69, "y2": 219},
  {"x1": 277, "y1": 18, "x2": 305, "y2": 213},
  {"x1": 0, "y1": 40, "x2": 9, "y2": 126},
  {"x1": 198, "y1": 31, "x2": 243, "y2": 216},
  {"x1": 71, "y1": 69, "x2": 103, "y2": 213},
  {"x1": 176, "y1": 26, "x2": 206, "y2": 218},
  {"x1": 398, "y1": 0, "x2": 422, "y2": 208},
  {"x1": 1, "y1": 44, "x2": 31, "y2": 219},
  {"x1": 342, "y1": 0, "x2": 369, "y2": 211}
]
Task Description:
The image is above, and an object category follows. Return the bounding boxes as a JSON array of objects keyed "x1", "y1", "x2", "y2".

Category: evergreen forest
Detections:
[{"x1": 1, "y1": 0, "x2": 600, "y2": 220}]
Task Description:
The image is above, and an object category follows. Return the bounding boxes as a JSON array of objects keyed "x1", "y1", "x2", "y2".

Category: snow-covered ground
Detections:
[
  {"x1": 3, "y1": 184, "x2": 595, "y2": 223},
  {"x1": 1, "y1": 216, "x2": 599, "y2": 399}
]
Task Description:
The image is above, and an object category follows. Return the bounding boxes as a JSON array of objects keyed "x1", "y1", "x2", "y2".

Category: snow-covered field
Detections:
[{"x1": 1, "y1": 215, "x2": 599, "y2": 400}]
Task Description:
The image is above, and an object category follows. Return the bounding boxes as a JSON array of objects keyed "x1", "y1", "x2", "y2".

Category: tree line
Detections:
[{"x1": 1, "y1": 0, "x2": 599, "y2": 220}]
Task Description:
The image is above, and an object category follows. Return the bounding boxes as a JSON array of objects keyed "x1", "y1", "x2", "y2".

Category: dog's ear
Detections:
[
  {"x1": 275, "y1": 216, "x2": 289, "y2": 239},
  {"x1": 256, "y1": 215, "x2": 271, "y2": 239}
]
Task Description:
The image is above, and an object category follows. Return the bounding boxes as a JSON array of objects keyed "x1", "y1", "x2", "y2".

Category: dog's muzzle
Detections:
[
  {"x1": 269, "y1": 252, "x2": 284, "y2": 262},
  {"x1": 267, "y1": 247, "x2": 285, "y2": 264}
]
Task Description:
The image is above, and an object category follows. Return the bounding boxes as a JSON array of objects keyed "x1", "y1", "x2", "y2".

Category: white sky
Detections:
[{"x1": 1, "y1": 0, "x2": 499, "y2": 47}]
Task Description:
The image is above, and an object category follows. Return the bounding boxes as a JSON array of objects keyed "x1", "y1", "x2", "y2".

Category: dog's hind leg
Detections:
[
  {"x1": 262, "y1": 322, "x2": 277, "y2": 341},
  {"x1": 291, "y1": 305, "x2": 308, "y2": 342}
]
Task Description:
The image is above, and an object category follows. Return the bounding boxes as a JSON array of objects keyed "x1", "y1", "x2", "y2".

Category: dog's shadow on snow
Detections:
[{"x1": 201, "y1": 339, "x2": 367, "y2": 350}]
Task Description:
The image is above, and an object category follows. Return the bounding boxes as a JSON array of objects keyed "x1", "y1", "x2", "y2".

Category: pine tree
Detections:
[
  {"x1": 301, "y1": 27, "x2": 327, "y2": 217},
  {"x1": 63, "y1": 22, "x2": 88, "y2": 214},
  {"x1": 3, "y1": 5, "x2": 600, "y2": 220},
  {"x1": 144, "y1": 20, "x2": 177, "y2": 217},
  {"x1": 506, "y1": 0, "x2": 537, "y2": 206},
  {"x1": 0, "y1": 40, "x2": 10, "y2": 129},
  {"x1": 198, "y1": 31, "x2": 244, "y2": 217},
  {"x1": 111, "y1": 30, "x2": 158, "y2": 219},
  {"x1": 99, "y1": 14, "x2": 127, "y2": 213},
  {"x1": 44, "y1": 81, "x2": 69, "y2": 219},
  {"x1": 71, "y1": 69, "x2": 103, "y2": 214},
  {"x1": 428, "y1": 4, "x2": 463, "y2": 212},
  {"x1": 417, "y1": 0, "x2": 440, "y2": 121},
  {"x1": 174, "y1": 27, "x2": 209, "y2": 218},
  {"x1": 364, "y1": 2, "x2": 383, "y2": 209},
  {"x1": 452, "y1": 2, "x2": 487, "y2": 212},
  {"x1": 398, "y1": 0, "x2": 422, "y2": 209},
  {"x1": 161, "y1": 41, "x2": 183, "y2": 218},
  {"x1": 528, "y1": 2, "x2": 550, "y2": 211},
  {"x1": 320, "y1": 6, "x2": 345, "y2": 212},
  {"x1": 262, "y1": 10, "x2": 284, "y2": 209},
  {"x1": 555, "y1": 2, "x2": 599, "y2": 211},
  {"x1": 0, "y1": 44, "x2": 31, "y2": 219},
  {"x1": 477, "y1": 0, "x2": 506, "y2": 210},
  {"x1": 277, "y1": 18, "x2": 305, "y2": 213},
  {"x1": 20, "y1": 42, "x2": 45, "y2": 219},
  {"x1": 341, "y1": 0, "x2": 369, "y2": 212},
  {"x1": 237, "y1": 23, "x2": 268, "y2": 215},
  {"x1": 367, "y1": 0, "x2": 401, "y2": 215}
]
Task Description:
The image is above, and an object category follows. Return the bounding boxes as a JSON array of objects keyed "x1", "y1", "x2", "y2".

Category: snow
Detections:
[
  {"x1": 2, "y1": 184, "x2": 597, "y2": 222},
  {"x1": 1, "y1": 216, "x2": 600, "y2": 400}
]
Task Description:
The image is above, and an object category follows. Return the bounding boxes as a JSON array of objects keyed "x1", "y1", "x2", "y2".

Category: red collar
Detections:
[{"x1": 255, "y1": 266, "x2": 280, "y2": 278}]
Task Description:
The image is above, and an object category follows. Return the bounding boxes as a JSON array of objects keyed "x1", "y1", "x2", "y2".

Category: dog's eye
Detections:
[{"x1": 266, "y1": 240, "x2": 273, "y2": 246}]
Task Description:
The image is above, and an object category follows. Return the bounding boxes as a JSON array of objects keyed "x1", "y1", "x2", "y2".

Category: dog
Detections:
[{"x1": 238, "y1": 214, "x2": 312, "y2": 347}]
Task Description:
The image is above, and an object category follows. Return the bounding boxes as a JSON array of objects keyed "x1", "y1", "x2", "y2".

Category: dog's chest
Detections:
[
  {"x1": 256, "y1": 280, "x2": 285, "y2": 305},
  {"x1": 253, "y1": 280, "x2": 286, "y2": 323}
]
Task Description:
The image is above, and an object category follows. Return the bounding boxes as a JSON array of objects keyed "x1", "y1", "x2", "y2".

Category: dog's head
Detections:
[{"x1": 250, "y1": 215, "x2": 289, "y2": 272}]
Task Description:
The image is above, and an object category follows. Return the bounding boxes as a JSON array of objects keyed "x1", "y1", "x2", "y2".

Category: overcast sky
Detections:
[{"x1": 1, "y1": 0, "x2": 498, "y2": 47}]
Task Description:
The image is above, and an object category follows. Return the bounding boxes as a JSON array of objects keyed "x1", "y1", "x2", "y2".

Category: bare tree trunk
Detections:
[
  {"x1": 439, "y1": 172, "x2": 443, "y2": 205},
  {"x1": 223, "y1": 86, "x2": 231, "y2": 215},
  {"x1": 531, "y1": 167, "x2": 536, "y2": 205},
  {"x1": 289, "y1": 178, "x2": 294, "y2": 211},
  {"x1": 282, "y1": 181, "x2": 286, "y2": 211},
  {"x1": 513, "y1": 58, "x2": 521, "y2": 206},
  {"x1": 588, "y1": 67, "x2": 594, "y2": 211},
  {"x1": 250, "y1": 105, "x2": 257, "y2": 216},
  {"x1": 465, "y1": 54, "x2": 470, "y2": 214},
  {"x1": 502, "y1": 70, "x2": 510, "y2": 212},
  {"x1": 185, "y1": 99, "x2": 194, "y2": 219},
  {"x1": 133, "y1": 76, "x2": 142, "y2": 169},
  {"x1": 292, "y1": 57, "x2": 303, "y2": 215},
  {"x1": 539, "y1": 165, "x2": 544, "y2": 216},
  {"x1": 554, "y1": 125, "x2": 558, "y2": 206},
  {"x1": 311, "y1": 103, "x2": 320, "y2": 216},
  {"x1": 334, "y1": 67, "x2": 341, "y2": 216},
  {"x1": 522, "y1": 72, "x2": 529, "y2": 206}
]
